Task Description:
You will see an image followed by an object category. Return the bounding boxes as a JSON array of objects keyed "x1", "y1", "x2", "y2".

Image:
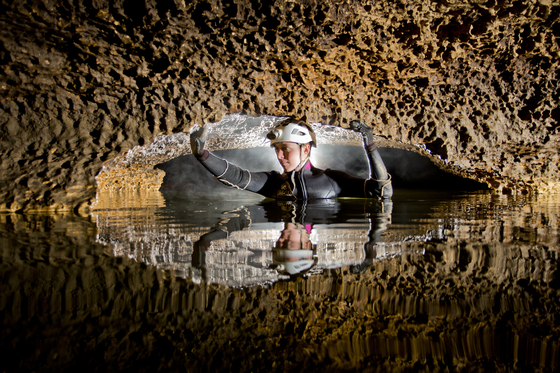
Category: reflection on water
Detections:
[
  {"x1": 1, "y1": 190, "x2": 559, "y2": 372},
  {"x1": 94, "y1": 191, "x2": 417, "y2": 288}
]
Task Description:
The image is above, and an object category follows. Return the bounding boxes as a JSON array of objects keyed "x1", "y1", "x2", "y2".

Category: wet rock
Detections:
[{"x1": 0, "y1": 0, "x2": 559, "y2": 211}]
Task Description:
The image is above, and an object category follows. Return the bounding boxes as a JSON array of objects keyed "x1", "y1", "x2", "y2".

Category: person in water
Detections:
[
  {"x1": 189, "y1": 118, "x2": 392, "y2": 199},
  {"x1": 190, "y1": 198, "x2": 394, "y2": 281}
]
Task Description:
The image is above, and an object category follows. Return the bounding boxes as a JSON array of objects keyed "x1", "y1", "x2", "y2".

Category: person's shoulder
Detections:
[
  {"x1": 309, "y1": 166, "x2": 353, "y2": 179},
  {"x1": 309, "y1": 166, "x2": 326, "y2": 176},
  {"x1": 321, "y1": 167, "x2": 343, "y2": 175},
  {"x1": 322, "y1": 168, "x2": 357, "y2": 179},
  {"x1": 260, "y1": 169, "x2": 283, "y2": 179}
]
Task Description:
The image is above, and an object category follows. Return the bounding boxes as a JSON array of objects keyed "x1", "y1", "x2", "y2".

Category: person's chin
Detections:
[{"x1": 280, "y1": 163, "x2": 293, "y2": 172}]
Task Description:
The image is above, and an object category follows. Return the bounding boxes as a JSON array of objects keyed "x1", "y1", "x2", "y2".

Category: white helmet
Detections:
[
  {"x1": 272, "y1": 248, "x2": 317, "y2": 275},
  {"x1": 267, "y1": 120, "x2": 317, "y2": 147},
  {"x1": 274, "y1": 259, "x2": 316, "y2": 275}
]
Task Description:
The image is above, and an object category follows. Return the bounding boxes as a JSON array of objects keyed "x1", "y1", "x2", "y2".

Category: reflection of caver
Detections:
[
  {"x1": 352, "y1": 199, "x2": 393, "y2": 274},
  {"x1": 191, "y1": 199, "x2": 392, "y2": 284},
  {"x1": 272, "y1": 222, "x2": 317, "y2": 276},
  {"x1": 190, "y1": 118, "x2": 393, "y2": 200}
]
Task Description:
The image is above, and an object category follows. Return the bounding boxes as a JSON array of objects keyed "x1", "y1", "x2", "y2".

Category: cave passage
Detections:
[
  {"x1": 156, "y1": 144, "x2": 488, "y2": 197},
  {"x1": 99, "y1": 114, "x2": 488, "y2": 199}
]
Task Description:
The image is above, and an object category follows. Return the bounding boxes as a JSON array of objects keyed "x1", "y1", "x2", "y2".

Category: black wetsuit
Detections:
[{"x1": 195, "y1": 146, "x2": 392, "y2": 199}]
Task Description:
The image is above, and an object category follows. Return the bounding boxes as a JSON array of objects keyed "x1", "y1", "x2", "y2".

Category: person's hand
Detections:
[
  {"x1": 192, "y1": 239, "x2": 209, "y2": 268},
  {"x1": 350, "y1": 120, "x2": 374, "y2": 145},
  {"x1": 189, "y1": 125, "x2": 207, "y2": 155}
]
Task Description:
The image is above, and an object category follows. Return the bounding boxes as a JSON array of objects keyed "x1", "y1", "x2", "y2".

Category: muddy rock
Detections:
[{"x1": 0, "y1": 0, "x2": 559, "y2": 211}]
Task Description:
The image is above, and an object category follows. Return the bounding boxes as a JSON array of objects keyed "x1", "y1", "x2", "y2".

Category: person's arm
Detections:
[
  {"x1": 190, "y1": 126, "x2": 270, "y2": 192},
  {"x1": 192, "y1": 206, "x2": 260, "y2": 283},
  {"x1": 350, "y1": 120, "x2": 393, "y2": 198}
]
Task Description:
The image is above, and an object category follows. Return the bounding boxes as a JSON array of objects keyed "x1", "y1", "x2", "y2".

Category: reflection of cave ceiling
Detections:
[{"x1": 0, "y1": 0, "x2": 559, "y2": 211}]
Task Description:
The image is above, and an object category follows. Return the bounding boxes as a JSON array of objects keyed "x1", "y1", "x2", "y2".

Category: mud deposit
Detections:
[{"x1": 1, "y1": 190, "x2": 559, "y2": 372}]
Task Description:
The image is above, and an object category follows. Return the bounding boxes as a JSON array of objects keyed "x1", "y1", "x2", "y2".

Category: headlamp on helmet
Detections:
[{"x1": 266, "y1": 121, "x2": 317, "y2": 147}]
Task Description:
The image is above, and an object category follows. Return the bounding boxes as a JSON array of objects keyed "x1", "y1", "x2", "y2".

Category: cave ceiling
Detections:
[{"x1": 0, "y1": 0, "x2": 559, "y2": 211}]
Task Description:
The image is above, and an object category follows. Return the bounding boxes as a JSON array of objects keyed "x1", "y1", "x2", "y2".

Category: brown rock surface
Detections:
[{"x1": 1, "y1": 0, "x2": 559, "y2": 211}]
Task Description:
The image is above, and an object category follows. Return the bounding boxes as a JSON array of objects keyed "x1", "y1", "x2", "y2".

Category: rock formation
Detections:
[{"x1": 1, "y1": 0, "x2": 559, "y2": 212}]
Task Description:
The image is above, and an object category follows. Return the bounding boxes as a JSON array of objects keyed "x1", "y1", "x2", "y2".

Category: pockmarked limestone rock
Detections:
[{"x1": 1, "y1": 0, "x2": 559, "y2": 211}]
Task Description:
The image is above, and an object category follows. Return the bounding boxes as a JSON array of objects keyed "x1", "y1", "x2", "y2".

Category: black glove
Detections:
[
  {"x1": 189, "y1": 126, "x2": 207, "y2": 156},
  {"x1": 350, "y1": 120, "x2": 373, "y2": 143},
  {"x1": 192, "y1": 239, "x2": 209, "y2": 269},
  {"x1": 350, "y1": 120, "x2": 376, "y2": 151}
]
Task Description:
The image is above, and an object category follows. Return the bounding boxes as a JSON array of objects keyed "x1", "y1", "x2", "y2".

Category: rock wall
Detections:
[{"x1": 1, "y1": 0, "x2": 559, "y2": 211}]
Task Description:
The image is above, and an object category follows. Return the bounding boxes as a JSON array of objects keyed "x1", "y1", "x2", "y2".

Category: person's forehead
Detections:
[{"x1": 274, "y1": 142, "x2": 299, "y2": 148}]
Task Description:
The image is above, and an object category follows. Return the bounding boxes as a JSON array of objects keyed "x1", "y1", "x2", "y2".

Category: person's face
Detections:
[
  {"x1": 274, "y1": 142, "x2": 310, "y2": 172},
  {"x1": 276, "y1": 223, "x2": 310, "y2": 251}
]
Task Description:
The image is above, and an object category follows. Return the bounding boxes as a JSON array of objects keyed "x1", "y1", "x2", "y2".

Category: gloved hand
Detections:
[
  {"x1": 350, "y1": 120, "x2": 374, "y2": 145},
  {"x1": 189, "y1": 125, "x2": 207, "y2": 156},
  {"x1": 192, "y1": 239, "x2": 209, "y2": 268}
]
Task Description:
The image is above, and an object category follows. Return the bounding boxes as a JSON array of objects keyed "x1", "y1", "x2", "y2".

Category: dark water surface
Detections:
[{"x1": 1, "y1": 190, "x2": 559, "y2": 372}]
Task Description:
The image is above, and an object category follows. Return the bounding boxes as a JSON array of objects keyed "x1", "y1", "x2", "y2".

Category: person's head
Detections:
[
  {"x1": 272, "y1": 222, "x2": 317, "y2": 275},
  {"x1": 266, "y1": 119, "x2": 317, "y2": 172},
  {"x1": 276, "y1": 222, "x2": 311, "y2": 250}
]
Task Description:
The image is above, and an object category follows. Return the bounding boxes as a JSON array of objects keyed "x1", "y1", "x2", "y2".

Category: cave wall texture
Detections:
[{"x1": 0, "y1": 0, "x2": 559, "y2": 212}]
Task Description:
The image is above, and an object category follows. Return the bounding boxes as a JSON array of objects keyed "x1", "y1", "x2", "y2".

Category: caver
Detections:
[{"x1": 190, "y1": 118, "x2": 392, "y2": 200}]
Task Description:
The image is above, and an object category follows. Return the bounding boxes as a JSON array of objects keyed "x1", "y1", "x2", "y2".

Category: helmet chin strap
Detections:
[{"x1": 294, "y1": 145, "x2": 311, "y2": 172}]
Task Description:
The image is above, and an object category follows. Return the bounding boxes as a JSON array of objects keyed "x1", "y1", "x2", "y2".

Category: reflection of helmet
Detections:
[
  {"x1": 275, "y1": 259, "x2": 316, "y2": 275},
  {"x1": 274, "y1": 249, "x2": 314, "y2": 261},
  {"x1": 272, "y1": 248, "x2": 317, "y2": 275},
  {"x1": 267, "y1": 120, "x2": 317, "y2": 147}
]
